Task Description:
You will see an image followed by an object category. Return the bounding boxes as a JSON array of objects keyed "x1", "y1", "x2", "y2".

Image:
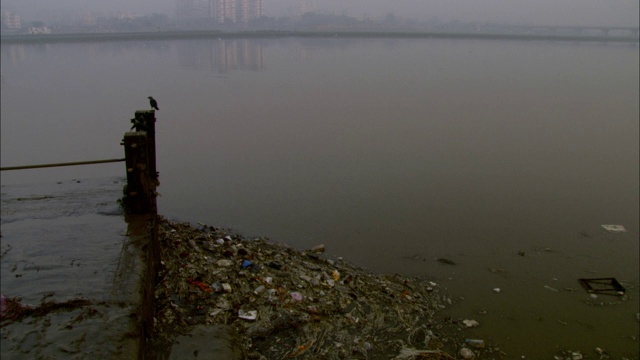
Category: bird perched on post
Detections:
[{"x1": 148, "y1": 96, "x2": 159, "y2": 111}]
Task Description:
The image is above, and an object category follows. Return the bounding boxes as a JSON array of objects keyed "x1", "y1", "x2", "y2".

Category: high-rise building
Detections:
[
  {"x1": 298, "y1": 0, "x2": 315, "y2": 16},
  {"x1": 1, "y1": 10, "x2": 22, "y2": 30},
  {"x1": 237, "y1": 0, "x2": 263, "y2": 24},
  {"x1": 213, "y1": 0, "x2": 236, "y2": 23},
  {"x1": 176, "y1": 0, "x2": 262, "y2": 23}
]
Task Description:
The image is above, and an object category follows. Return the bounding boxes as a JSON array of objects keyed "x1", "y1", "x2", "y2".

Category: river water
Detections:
[{"x1": 1, "y1": 36, "x2": 638, "y2": 358}]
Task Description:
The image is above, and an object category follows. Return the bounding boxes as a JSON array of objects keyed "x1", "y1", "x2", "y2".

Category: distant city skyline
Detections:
[
  {"x1": 2, "y1": 0, "x2": 639, "y2": 27},
  {"x1": 175, "y1": 0, "x2": 263, "y2": 24}
]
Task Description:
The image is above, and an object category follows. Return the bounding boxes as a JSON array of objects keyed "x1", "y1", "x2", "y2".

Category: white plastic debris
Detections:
[
  {"x1": 188, "y1": 239, "x2": 200, "y2": 251},
  {"x1": 601, "y1": 225, "x2": 626, "y2": 233},
  {"x1": 493, "y1": 288, "x2": 501, "y2": 293},
  {"x1": 544, "y1": 285, "x2": 559, "y2": 292},
  {"x1": 238, "y1": 309, "x2": 257, "y2": 321},
  {"x1": 216, "y1": 259, "x2": 234, "y2": 267},
  {"x1": 459, "y1": 347, "x2": 476, "y2": 359},
  {"x1": 222, "y1": 283, "x2": 232, "y2": 293},
  {"x1": 465, "y1": 339, "x2": 485, "y2": 348},
  {"x1": 462, "y1": 319, "x2": 480, "y2": 328}
]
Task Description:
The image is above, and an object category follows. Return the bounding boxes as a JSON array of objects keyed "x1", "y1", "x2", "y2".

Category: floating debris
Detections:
[
  {"x1": 459, "y1": 347, "x2": 476, "y2": 359},
  {"x1": 0, "y1": 296, "x2": 92, "y2": 322},
  {"x1": 578, "y1": 278, "x2": 625, "y2": 296},
  {"x1": 601, "y1": 225, "x2": 626, "y2": 233},
  {"x1": 216, "y1": 259, "x2": 234, "y2": 267},
  {"x1": 310, "y1": 244, "x2": 326, "y2": 253},
  {"x1": 221, "y1": 283, "x2": 232, "y2": 293},
  {"x1": 289, "y1": 291, "x2": 303, "y2": 301},
  {"x1": 436, "y1": 258, "x2": 456, "y2": 265},
  {"x1": 151, "y1": 217, "x2": 489, "y2": 359},
  {"x1": 465, "y1": 339, "x2": 485, "y2": 349},
  {"x1": 238, "y1": 309, "x2": 257, "y2": 321},
  {"x1": 462, "y1": 319, "x2": 480, "y2": 328},
  {"x1": 188, "y1": 279, "x2": 211, "y2": 293}
]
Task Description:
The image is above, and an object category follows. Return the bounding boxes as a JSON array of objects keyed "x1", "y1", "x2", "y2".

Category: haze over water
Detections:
[{"x1": 1, "y1": 36, "x2": 638, "y2": 357}]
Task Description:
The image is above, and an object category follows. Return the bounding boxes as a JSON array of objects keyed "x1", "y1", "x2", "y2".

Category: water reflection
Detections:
[
  {"x1": 2, "y1": 44, "x2": 26, "y2": 64},
  {"x1": 177, "y1": 39, "x2": 264, "y2": 73}
]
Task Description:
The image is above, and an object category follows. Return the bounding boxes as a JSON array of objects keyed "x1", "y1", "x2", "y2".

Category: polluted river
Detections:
[
  {"x1": 1, "y1": 36, "x2": 639, "y2": 358},
  {"x1": 1, "y1": 176, "x2": 638, "y2": 359}
]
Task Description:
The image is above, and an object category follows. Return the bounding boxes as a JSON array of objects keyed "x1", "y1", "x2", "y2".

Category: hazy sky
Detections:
[{"x1": 2, "y1": 0, "x2": 639, "y2": 27}]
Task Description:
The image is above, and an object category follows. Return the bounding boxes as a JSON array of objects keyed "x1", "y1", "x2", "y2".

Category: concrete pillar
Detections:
[{"x1": 123, "y1": 110, "x2": 158, "y2": 215}]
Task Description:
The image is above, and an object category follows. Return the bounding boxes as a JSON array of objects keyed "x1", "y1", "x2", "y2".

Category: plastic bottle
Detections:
[{"x1": 464, "y1": 339, "x2": 485, "y2": 348}]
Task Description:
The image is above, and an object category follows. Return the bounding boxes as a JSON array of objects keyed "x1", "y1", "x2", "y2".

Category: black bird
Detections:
[{"x1": 148, "y1": 96, "x2": 159, "y2": 111}]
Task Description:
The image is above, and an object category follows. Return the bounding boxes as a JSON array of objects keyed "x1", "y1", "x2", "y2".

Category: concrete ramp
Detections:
[{"x1": 0, "y1": 177, "x2": 150, "y2": 359}]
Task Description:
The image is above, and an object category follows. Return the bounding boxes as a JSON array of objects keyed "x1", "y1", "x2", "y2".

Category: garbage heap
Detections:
[{"x1": 152, "y1": 217, "x2": 496, "y2": 359}]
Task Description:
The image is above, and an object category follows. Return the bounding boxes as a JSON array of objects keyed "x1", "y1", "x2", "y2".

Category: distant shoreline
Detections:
[{"x1": 2, "y1": 30, "x2": 639, "y2": 44}]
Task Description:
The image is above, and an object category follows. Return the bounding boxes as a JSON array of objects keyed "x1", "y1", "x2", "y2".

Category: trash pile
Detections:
[{"x1": 152, "y1": 217, "x2": 503, "y2": 359}]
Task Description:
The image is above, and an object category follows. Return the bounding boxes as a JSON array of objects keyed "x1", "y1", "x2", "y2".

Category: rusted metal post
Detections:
[{"x1": 123, "y1": 110, "x2": 158, "y2": 215}]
